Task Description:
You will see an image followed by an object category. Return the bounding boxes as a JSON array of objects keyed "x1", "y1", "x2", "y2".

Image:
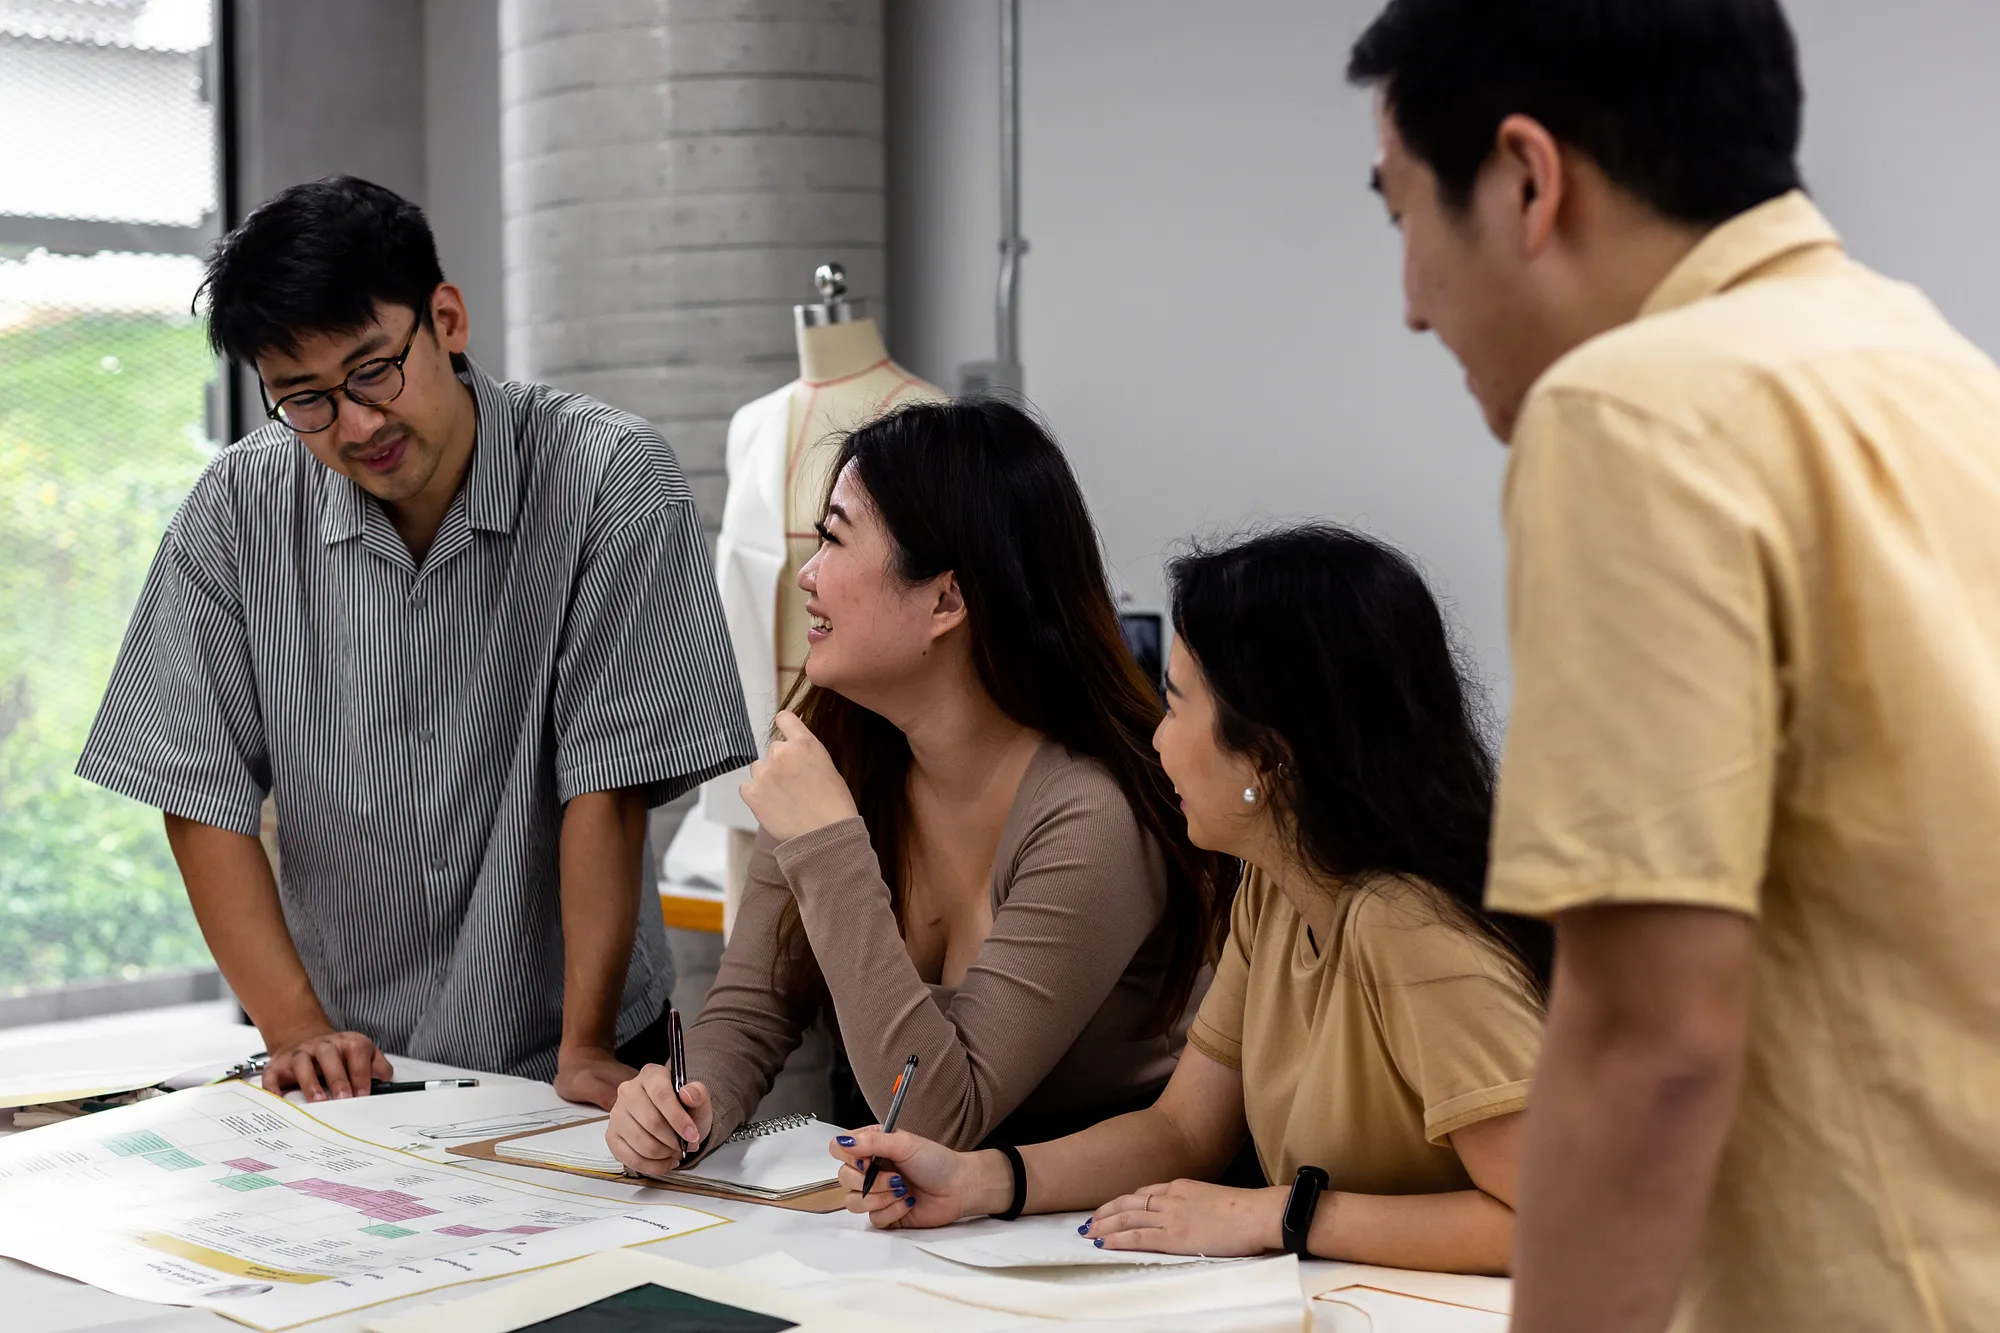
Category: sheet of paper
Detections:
[
  {"x1": 1316, "y1": 1285, "x2": 1508, "y2": 1332},
  {"x1": 365, "y1": 1249, "x2": 901, "y2": 1333},
  {"x1": 0, "y1": 1082, "x2": 728, "y2": 1330},
  {"x1": 0, "y1": 1023, "x2": 261, "y2": 1109},
  {"x1": 838, "y1": 1255, "x2": 1304, "y2": 1329},
  {"x1": 1305, "y1": 1261, "x2": 1512, "y2": 1315},
  {"x1": 300, "y1": 1077, "x2": 601, "y2": 1163},
  {"x1": 713, "y1": 1251, "x2": 1304, "y2": 1333},
  {"x1": 917, "y1": 1212, "x2": 1224, "y2": 1268}
]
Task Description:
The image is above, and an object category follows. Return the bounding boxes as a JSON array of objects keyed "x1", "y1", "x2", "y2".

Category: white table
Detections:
[{"x1": 1, "y1": 1006, "x2": 1503, "y2": 1332}]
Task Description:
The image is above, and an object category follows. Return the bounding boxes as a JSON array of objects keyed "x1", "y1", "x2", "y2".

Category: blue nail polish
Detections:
[
  {"x1": 1093, "y1": 1238, "x2": 1105, "y2": 1249},
  {"x1": 1077, "y1": 1222, "x2": 1090, "y2": 1235},
  {"x1": 837, "y1": 1136, "x2": 856, "y2": 1147},
  {"x1": 889, "y1": 1175, "x2": 903, "y2": 1188},
  {"x1": 891, "y1": 1184, "x2": 906, "y2": 1198}
]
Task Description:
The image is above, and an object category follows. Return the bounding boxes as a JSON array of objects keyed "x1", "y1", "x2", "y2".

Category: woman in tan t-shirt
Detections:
[
  {"x1": 602, "y1": 401, "x2": 1231, "y2": 1168},
  {"x1": 834, "y1": 525, "x2": 1553, "y2": 1275}
]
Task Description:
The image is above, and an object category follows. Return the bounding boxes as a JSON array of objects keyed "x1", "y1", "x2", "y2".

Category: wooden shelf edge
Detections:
[{"x1": 660, "y1": 891, "x2": 724, "y2": 935}]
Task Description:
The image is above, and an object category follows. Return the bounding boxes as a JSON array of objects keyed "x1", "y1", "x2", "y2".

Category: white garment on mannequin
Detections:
[{"x1": 665, "y1": 317, "x2": 945, "y2": 935}]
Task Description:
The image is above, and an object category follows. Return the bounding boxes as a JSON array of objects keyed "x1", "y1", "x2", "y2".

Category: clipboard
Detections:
[{"x1": 448, "y1": 1115, "x2": 847, "y2": 1213}]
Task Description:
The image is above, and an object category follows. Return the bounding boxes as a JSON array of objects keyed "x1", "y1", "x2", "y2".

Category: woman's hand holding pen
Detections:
[
  {"x1": 830, "y1": 1127, "x2": 1009, "y2": 1230},
  {"x1": 605, "y1": 1064, "x2": 713, "y2": 1176},
  {"x1": 739, "y1": 711, "x2": 859, "y2": 843}
]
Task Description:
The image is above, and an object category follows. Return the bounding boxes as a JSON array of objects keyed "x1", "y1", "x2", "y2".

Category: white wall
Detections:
[
  {"x1": 426, "y1": 0, "x2": 507, "y2": 375},
  {"x1": 886, "y1": 0, "x2": 2000, "y2": 715},
  {"x1": 231, "y1": 0, "x2": 507, "y2": 377}
]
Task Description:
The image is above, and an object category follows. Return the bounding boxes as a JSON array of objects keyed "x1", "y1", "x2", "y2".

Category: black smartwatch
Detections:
[{"x1": 1281, "y1": 1165, "x2": 1330, "y2": 1258}]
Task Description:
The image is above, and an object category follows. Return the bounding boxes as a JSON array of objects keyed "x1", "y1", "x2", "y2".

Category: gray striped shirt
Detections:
[{"x1": 78, "y1": 359, "x2": 756, "y2": 1078}]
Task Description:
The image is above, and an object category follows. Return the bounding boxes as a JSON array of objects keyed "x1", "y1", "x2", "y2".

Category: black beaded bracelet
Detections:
[{"x1": 991, "y1": 1142, "x2": 1028, "y2": 1221}]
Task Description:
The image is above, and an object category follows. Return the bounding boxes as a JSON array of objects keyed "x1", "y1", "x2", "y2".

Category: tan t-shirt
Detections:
[
  {"x1": 1490, "y1": 191, "x2": 2000, "y2": 1332},
  {"x1": 1187, "y1": 867, "x2": 1540, "y2": 1194}
]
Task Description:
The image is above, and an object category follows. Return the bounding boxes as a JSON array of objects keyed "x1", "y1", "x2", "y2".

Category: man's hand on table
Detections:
[
  {"x1": 555, "y1": 1044, "x2": 642, "y2": 1110},
  {"x1": 262, "y1": 1029, "x2": 393, "y2": 1101}
]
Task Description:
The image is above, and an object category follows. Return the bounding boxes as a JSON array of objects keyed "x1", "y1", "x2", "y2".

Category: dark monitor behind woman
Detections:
[
  {"x1": 835, "y1": 524, "x2": 1552, "y2": 1276},
  {"x1": 606, "y1": 400, "x2": 1233, "y2": 1167}
]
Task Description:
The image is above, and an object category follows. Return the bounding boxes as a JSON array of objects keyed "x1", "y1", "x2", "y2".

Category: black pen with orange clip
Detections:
[{"x1": 859, "y1": 1053, "x2": 920, "y2": 1199}]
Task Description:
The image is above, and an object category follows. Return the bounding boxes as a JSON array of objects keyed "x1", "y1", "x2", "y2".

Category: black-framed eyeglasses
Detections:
[{"x1": 262, "y1": 319, "x2": 422, "y2": 434}]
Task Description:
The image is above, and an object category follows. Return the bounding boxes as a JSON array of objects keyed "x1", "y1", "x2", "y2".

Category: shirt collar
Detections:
[
  {"x1": 318, "y1": 354, "x2": 519, "y2": 545},
  {"x1": 1640, "y1": 190, "x2": 1844, "y2": 320}
]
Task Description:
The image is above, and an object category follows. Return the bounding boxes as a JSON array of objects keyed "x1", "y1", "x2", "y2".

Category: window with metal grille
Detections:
[{"x1": 0, "y1": 0, "x2": 221, "y2": 1001}]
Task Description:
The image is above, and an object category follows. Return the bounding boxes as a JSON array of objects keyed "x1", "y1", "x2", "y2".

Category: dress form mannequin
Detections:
[{"x1": 669, "y1": 265, "x2": 946, "y2": 935}]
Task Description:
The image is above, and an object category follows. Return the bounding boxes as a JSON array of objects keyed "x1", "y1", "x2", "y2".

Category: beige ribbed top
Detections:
[{"x1": 684, "y1": 741, "x2": 1182, "y2": 1150}]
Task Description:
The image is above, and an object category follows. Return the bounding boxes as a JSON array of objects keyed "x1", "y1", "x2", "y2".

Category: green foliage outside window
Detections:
[{"x1": 0, "y1": 313, "x2": 216, "y2": 993}]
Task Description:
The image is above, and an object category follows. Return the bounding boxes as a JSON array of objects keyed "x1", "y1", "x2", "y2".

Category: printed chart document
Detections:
[
  {"x1": 498, "y1": 1111, "x2": 840, "y2": 1199},
  {"x1": 0, "y1": 1082, "x2": 727, "y2": 1330}
]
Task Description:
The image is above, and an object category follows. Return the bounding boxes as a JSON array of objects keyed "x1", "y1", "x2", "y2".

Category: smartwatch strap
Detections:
[{"x1": 1283, "y1": 1165, "x2": 1331, "y2": 1258}]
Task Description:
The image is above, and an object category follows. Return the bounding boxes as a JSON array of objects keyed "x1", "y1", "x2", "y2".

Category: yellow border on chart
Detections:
[{"x1": 184, "y1": 1082, "x2": 735, "y2": 1332}]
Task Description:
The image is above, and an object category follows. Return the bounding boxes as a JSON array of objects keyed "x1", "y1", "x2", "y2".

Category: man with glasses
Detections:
[{"x1": 78, "y1": 177, "x2": 756, "y2": 1107}]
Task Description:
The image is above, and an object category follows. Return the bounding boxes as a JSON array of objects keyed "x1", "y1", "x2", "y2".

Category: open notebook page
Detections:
[{"x1": 496, "y1": 1113, "x2": 840, "y2": 1198}]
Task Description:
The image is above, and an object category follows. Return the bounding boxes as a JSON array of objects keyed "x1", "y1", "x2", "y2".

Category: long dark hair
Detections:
[
  {"x1": 776, "y1": 399, "x2": 1232, "y2": 1031},
  {"x1": 1169, "y1": 525, "x2": 1553, "y2": 1000}
]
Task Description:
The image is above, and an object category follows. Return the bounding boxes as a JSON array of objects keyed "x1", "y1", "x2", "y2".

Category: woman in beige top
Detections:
[
  {"x1": 603, "y1": 401, "x2": 1230, "y2": 1168},
  {"x1": 834, "y1": 525, "x2": 1552, "y2": 1274}
]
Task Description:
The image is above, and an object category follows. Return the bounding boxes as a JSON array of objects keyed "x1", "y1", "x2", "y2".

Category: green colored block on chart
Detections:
[
  {"x1": 362, "y1": 1224, "x2": 416, "y2": 1239},
  {"x1": 215, "y1": 1173, "x2": 280, "y2": 1192},
  {"x1": 104, "y1": 1130, "x2": 173, "y2": 1156},
  {"x1": 143, "y1": 1148, "x2": 203, "y2": 1170}
]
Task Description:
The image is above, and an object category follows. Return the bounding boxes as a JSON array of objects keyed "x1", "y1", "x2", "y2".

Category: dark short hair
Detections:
[
  {"x1": 1348, "y1": 0, "x2": 1804, "y2": 226},
  {"x1": 197, "y1": 176, "x2": 445, "y2": 364},
  {"x1": 1170, "y1": 525, "x2": 1553, "y2": 1000}
]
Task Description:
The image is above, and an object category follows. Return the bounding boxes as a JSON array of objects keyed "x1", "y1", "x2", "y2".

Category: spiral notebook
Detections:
[{"x1": 494, "y1": 1113, "x2": 840, "y2": 1201}]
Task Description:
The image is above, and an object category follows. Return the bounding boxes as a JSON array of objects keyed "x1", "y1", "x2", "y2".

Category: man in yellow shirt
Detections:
[{"x1": 1351, "y1": 2, "x2": 2000, "y2": 1331}]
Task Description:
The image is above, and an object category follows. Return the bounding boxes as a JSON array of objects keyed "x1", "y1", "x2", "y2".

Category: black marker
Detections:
[{"x1": 369, "y1": 1078, "x2": 479, "y2": 1095}]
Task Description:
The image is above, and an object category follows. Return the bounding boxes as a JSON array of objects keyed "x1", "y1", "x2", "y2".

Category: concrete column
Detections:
[{"x1": 500, "y1": 0, "x2": 886, "y2": 527}]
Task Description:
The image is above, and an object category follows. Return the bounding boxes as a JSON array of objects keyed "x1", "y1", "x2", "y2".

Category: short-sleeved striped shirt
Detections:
[{"x1": 77, "y1": 358, "x2": 756, "y2": 1078}]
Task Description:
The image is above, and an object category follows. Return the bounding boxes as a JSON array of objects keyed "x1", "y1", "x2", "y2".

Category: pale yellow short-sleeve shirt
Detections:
[
  {"x1": 1490, "y1": 192, "x2": 2000, "y2": 1332},
  {"x1": 1188, "y1": 867, "x2": 1541, "y2": 1194}
]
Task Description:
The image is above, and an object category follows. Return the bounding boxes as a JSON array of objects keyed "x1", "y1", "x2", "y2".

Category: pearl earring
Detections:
[{"x1": 1242, "y1": 787, "x2": 1258, "y2": 805}]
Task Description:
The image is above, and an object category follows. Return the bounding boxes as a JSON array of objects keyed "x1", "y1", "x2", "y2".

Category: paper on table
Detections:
[
  {"x1": 0, "y1": 1025, "x2": 261, "y2": 1109},
  {"x1": 918, "y1": 1213, "x2": 1225, "y2": 1268},
  {"x1": 848, "y1": 1254, "x2": 1304, "y2": 1328},
  {"x1": 1305, "y1": 1261, "x2": 1511, "y2": 1315},
  {"x1": 709, "y1": 1252, "x2": 1305, "y2": 1332},
  {"x1": 0, "y1": 1082, "x2": 726, "y2": 1330},
  {"x1": 1316, "y1": 1285, "x2": 1508, "y2": 1332},
  {"x1": 300, "y1": 1077, "x2": 599, "y2": 1162},
  {"x1": 364, "y1": 1249, "x2": 900, "y2": 1333}
]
